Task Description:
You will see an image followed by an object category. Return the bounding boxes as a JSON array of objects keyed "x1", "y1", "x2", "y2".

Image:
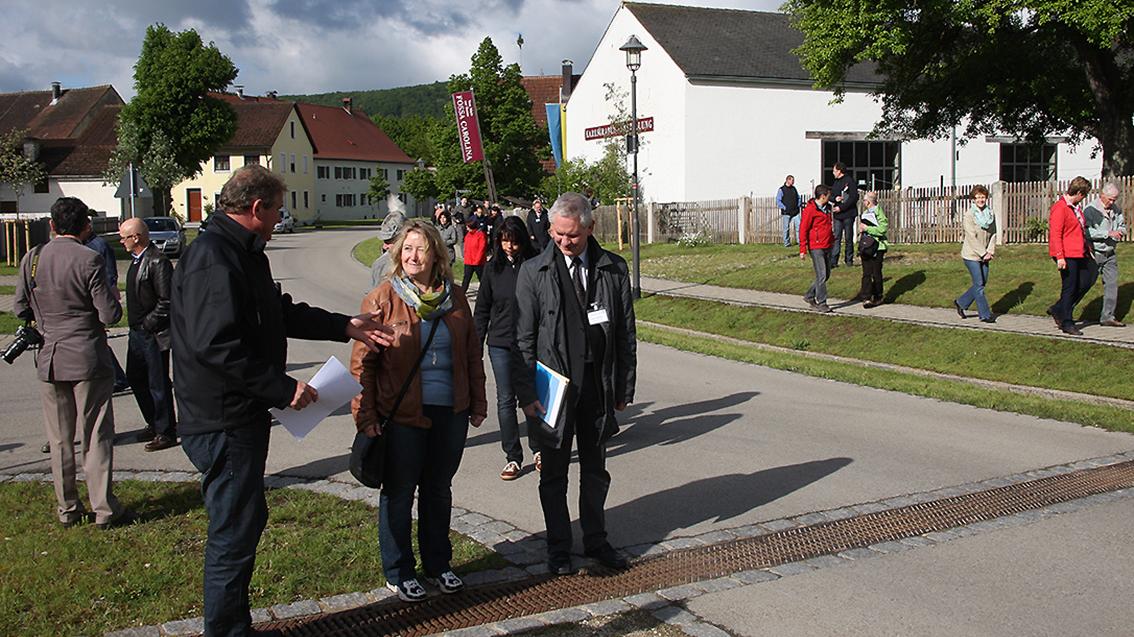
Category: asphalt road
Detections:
[{"x1": 3, "y1": 227, "x2": 1132, "y2": 634}]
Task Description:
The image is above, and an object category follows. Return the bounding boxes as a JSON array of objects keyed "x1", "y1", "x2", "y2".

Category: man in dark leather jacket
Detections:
[
  {"x1": 172, "y1": 165, "x2": 391, "y2": 637},
  {"x1": 119, "y1": 218, "x2": 177, "y2": 451}
]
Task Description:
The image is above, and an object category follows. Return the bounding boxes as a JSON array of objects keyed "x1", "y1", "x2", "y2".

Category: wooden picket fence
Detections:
[{"x1": 592, "y1": 177, "x2": 1134, "y2": 245}]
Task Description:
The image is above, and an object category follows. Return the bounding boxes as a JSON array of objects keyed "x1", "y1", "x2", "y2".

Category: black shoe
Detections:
[
  {"x1": 144, "y1": 434, "x2": 179, "y2": 452},
  {"x1": 1046, "y1": 306, "x2": 1061, "y2": 328},
  {"x1": 135, "y1": 427, "x2": 156, "y2": 443},
  {"x1": 548, "y1": 554, "x2": 574, "y2": 576},
  {"x1": 96, "y1": 509, "x2": 136, "y2": 531},
  {"x1": 829, "y1": 262, "x2": 839, "y2": 269},
  {"x1": 954, "y1": 301, "x2": 967, "y2": 319},
  {"x1": 113, "y1": 383, "x2": 131, "y2": 395},
  {"x1": 980, "y1": 317, "x2": 997, "y2": 324},
  {"x1": 813, "y1": 303, "x2": 833, "y2": 313},
  {"x1": 41, "y1": 442, "x2": 50, "y2": 453},
  {"x1": 585, "y1": 544, "x2": 629, "y2": 570},
  {"x1": 1061, "y1": 324, "x2": 1084, "y2": 336}
]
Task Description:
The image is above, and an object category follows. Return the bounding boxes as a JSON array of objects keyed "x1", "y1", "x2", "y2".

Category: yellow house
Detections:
[{"x1": 172, "y1": 92, "x2": 317, "y2": 224}]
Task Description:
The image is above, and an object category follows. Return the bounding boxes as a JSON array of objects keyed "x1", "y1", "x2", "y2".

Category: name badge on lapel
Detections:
[{"x1": 587, "y1": 304, "x2": 609, "y2": 326}]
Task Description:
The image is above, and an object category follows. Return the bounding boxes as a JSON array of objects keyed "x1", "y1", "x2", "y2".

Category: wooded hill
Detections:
[{"x1": 281, "y1": 82, "x2": 449, "y2": 118}]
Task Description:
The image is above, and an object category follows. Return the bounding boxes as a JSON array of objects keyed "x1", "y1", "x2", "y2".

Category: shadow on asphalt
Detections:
[
  {"x1": 605, "y1": 457, "x2": 853, "y2": 541},
  {"x1": 883, "y1": 270, "x2": 926, "y2": 304}
]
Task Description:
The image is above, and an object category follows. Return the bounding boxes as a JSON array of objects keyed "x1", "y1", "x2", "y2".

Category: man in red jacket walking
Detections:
[
  {"x1": 1047, "y1": 176, "x2": 1095, "y2": 336},
  {"x1": 799, "y1": 185, "x2": 835, "y2": 313}
]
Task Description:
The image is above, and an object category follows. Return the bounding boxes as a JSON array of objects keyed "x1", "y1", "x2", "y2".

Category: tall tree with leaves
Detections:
[
  {"x1": 0, "y1": 129, "x2": 47, "y2": 211},
  {"x1": 432, "y1": 38, "x2": 547, "y2": 199},
  {"x1": 367, "y1": 169, "x2": 391, "y2": 206},
  {"x1": 108, "y1": 24, "x2": 238, "y2": 214},
  {"x1": 786, "y1": 1, "x2": 1134, "y2": 177},
  {"x1": 401, "y1": 167, "x2": 440, "y2": 203},
  {"x1": 373, "y1": 114, "x2": 440, "y2": 164}
]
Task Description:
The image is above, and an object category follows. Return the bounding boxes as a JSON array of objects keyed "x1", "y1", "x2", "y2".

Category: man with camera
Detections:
[
  {"x1": 13, "y1": 197, "x2": 131, "y2": 529},
  {"x1": 119, "y1": 217, "x2": 178, "y2": 451}
]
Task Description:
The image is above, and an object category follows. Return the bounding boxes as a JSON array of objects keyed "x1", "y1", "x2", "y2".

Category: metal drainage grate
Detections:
[{"x1": 262, "y1": 460, "x2": 1134, "y2": 637}]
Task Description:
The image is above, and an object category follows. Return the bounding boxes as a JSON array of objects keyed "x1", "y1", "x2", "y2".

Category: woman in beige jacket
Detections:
[{"x1": 954, "y1": 185, "x2": 999, "y2": 322}]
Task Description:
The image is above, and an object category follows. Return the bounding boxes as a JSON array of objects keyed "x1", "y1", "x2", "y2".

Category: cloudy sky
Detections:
[{"x1": 0, "y1": 0, "x2": 782, "y2": 99}]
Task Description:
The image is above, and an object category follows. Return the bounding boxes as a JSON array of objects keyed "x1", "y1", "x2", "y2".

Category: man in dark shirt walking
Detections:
[
  {"x1": 172, "y1": 165, "x2": 391, "y2": 637},
  {"x1": 829, "y1": 162, "x2": 859, "y2": 267}
]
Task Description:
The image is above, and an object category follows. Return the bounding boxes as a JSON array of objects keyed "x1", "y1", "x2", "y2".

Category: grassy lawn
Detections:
[
  {"x1": 640, "y1": 324, "x2": 1134, "y2": 433},
  {"x1": 0, "y1": 264, "x2": 15, "y2": 276},
  {"x1": 0, "y1": 480, "x2": 506, "y2": 637},
  {"x1": 0, "y1": 311, "x2": 21, "y2": 333},
  {"x1": 635, "y1": 295, "x2": 1134, "y2": 400},
  {"x1": 620, "y1": 242, "x2": 1132, "y2": 320},
  {"x1": 0, "y1": 284, "x2": 12, "y2": 295}
]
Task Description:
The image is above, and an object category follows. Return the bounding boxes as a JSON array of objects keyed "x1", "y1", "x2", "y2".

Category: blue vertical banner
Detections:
[{"x1": 546, "y1": 103, "x2": 563, "y2": 167}]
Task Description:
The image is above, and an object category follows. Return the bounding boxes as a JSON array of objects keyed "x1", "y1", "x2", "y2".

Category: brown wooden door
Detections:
[{"x1": 187, "y1": 189, "x2": 202, "y2": 222}]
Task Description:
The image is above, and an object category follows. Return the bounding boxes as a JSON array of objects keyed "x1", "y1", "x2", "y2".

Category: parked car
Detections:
[
  {"x1": 143, "y1": 217, "x2": 186, "y2": 257},
  {"x1": 274, "y1": 208, "x2": 295, "y2": 234}
]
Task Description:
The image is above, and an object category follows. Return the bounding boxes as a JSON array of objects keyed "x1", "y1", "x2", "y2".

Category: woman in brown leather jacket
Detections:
[{"x1": 351, "y1": 219, "x2": 487, "y2": 603}]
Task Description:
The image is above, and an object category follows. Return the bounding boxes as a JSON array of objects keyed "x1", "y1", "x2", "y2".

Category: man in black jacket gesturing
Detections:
[
  {"x1": 512, "y1": 192, "x2": 637, "y2": 576},
  {"x1": 172, "y1": 165, "x2": 391, "y2": 637},
  {"x1": 829, "y1": 161, "x2": 859, "y2": 268},
  {"x1": 119, "y1": 217, "x2": 178, "y2": 451}
]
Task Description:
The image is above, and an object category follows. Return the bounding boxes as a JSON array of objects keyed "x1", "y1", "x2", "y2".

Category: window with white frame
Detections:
[
  {"x1": 999, "y1": 143, "x2": 1057, "y2": 182},
  {"x1": 214, "y1": 155, "x2": 231, "y2": 172}
]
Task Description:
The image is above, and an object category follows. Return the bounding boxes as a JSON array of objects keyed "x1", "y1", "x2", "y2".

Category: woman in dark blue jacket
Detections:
[{"x1": 474, "y1": 216, "x2": 538, "y2": 480}]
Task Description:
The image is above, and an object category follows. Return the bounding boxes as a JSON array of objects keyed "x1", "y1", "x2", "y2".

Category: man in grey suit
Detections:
[{"x1": 14, "y1": 197, "x2": 131, "y2": 528}]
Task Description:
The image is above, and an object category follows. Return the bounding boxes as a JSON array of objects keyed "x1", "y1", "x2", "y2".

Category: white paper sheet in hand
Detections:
[{"x1": 269, "y1": 355, "x2": 363, "y2": 439}]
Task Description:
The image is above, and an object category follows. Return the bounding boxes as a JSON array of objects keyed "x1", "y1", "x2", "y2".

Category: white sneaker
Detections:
[
  {"x1": 386, "y1": 578, "x2": 427, "y2": 602},
  {"x1": 534, "y1": 451, "x2": 542, "y2": 472},
  {"x1": 426, "y1": 570, "x2": 464, "y2": 594}
]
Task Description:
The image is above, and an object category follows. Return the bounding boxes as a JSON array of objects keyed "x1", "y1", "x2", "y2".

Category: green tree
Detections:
[
  {"x1": 109, "y1": 24, "x2": 238, "y2": 213},
  {"x1": 374, "y1": 114, "x2": 441, "y2": 164},
  {"x1": 540, "y1": 144, "x2": 630, "y2": 205},
  {"x1": 0, "y1": 129, "x2": 48, "y2": 210},
  {"x1": 367, "y1": 169, "x2": 390, "y2": 205},
  {"x1": 401, "y1": 167, "x2": 440, "y2": 202},
  {"x1": 432, "y1": 37, "x2": 548, "y2": 199},
  {"x1": 785, "y1": 1, "x2": 1134, "y2": 177}
]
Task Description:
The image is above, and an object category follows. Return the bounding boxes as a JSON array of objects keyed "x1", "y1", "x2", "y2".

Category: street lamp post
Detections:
[{"x1": 620, "y1": 35, "x2": 647, "y2": 299}]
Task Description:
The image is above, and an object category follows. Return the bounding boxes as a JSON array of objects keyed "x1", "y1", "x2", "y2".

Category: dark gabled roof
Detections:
[
  {"x1": 0, "y1": 85, "x2": 120, "y2": 140},
  {"x1": 624, "y1": 2, "x2": 880, "y2": 86},
  {"x1": 295, "y1": 101, "x2": 413, "y2": 163},
  {"x1": 0, "y1": 85, "x2": 124, "y2": 177},
  {"x1": 209, "y1": 92, "x2": 297, "y2": 150}
]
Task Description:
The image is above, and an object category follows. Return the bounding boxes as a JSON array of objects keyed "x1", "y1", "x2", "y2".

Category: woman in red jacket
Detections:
[
  {"x1": 799, "y1": 184, "x2": 835, "y2": 312},
  {"x1": 460, "y1": 217, "x2": 488, "y2": 291},
  {"x1": 1047, "y1": 176, "x2": 1094, "y2": 336}
]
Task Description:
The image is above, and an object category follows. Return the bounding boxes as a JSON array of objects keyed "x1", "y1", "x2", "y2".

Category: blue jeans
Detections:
[
  {"x1": 488, "y1": 346, "x2": 531, "y2": 464},
  {"x1": 181, "y1": 422, "x2": 271, "y2": 637},
  {"x1": 958, "y1": 259, "x2": 992, "y2": 320},
  {"x1": 379, "y1": 406, "x2": 469, "y2": 584},
  {"x1": 781, "y1": 214, "x2": 800, "y2": 247},
  {"x1": 126, "y1": 328, "x2": 176, "y2": 437},
  {"x1": 831, "y1": 216, "x2": 855, "y2": 266}
]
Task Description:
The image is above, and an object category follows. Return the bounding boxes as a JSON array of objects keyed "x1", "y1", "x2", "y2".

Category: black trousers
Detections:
[
  {"x1": 859, "y1": 252, "x2": 884, "y2": 301},
  {"x1": 460, "y1": 264, "x2": 483, "y2": 290},
  {"x1": 1052, "y1": 257, "x2": 1097, "y2": 327},
  {"x1": 831, "y1": 216, "x2": 856, "y2": 266},
  {"x1": 538, "y1": 373, "x2": 610, "y2": 558},
  {"x1": 126, "y1": 328, "x2": 176, "y2": 437}
]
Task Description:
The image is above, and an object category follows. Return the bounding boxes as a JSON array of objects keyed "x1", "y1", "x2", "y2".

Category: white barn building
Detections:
[{"x1": 565, "y1": 2, "x2": 1101, "y2": 203}]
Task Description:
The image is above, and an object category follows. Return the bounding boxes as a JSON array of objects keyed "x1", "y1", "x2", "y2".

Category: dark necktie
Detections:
[{"x1": 571, "y1": 256, "x2": 586, "y2": 307}]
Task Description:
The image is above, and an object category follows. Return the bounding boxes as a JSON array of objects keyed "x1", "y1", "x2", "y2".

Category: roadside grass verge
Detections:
[
  {"x1": 634, "y1": 295, "x2": 1134, "y2": 401},
  {"x1": 354, "y1": 237, "x2": 466, "y2": 285},
  {"x1": 0, "y1": 480, "x2": 506, "y2": 637},
  {"x1": 619, "y1": 242, "x2": 1132, "y2": 320},
  {"x1": 639, "y1": 324, "x2": 1134, "y2": 433},
  {"x1": 0, "y1": 264, "x2": 15, "y2": 276},
  {"x1": 0, "y1": 284, "x2": 13, "y2": 295},
  {"x1": 0, "y1": 311, "x2": 21, "y2": 333}
]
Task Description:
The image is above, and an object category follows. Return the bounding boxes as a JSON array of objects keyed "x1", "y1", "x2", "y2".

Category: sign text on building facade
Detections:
[{"x1": 584, "y1": 117, "x2": 655, "y2": 141}]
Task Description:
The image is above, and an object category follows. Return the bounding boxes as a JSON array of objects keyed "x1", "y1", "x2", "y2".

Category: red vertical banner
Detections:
[{"x1": 452, "y1": 91, "x2": 485, "y2": 163}]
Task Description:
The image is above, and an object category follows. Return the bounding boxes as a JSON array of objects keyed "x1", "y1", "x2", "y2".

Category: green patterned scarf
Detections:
[
  {"x1": 972, "y1": 203, "x2": 995, "y2": 231},
  {"x1": 391, "y1": 275, "x2": 453, "y2": 320}
]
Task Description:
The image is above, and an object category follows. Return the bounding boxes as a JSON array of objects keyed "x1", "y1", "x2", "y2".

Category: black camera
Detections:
[{"x1": 2, "y1": 324, "x2": 43, "y2": 364}]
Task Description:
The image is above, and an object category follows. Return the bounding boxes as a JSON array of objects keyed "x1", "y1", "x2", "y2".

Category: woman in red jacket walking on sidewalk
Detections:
[
  {"x1": 1047, "y1": 176, "x2": 1095, "y2": 336},
  {"x1": 460, "y1": 217, "x2": 488, "y2": 292},
  {"x1": 799, "y1": 184, "x2": 835, "y2": 313}
]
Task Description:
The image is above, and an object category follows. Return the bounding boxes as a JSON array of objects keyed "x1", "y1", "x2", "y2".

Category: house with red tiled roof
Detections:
[
  {"x1": 0, "y1": 83, "x2": 138, "y2": 217},
  {"x1": 296, "y1": 98, "x2": 417, "y2": 219},
  {"x1": 171, "y1": 90, "x2": 317, "y2": 224}
]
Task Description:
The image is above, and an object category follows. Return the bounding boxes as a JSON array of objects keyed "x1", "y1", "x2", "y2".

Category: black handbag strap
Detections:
[{"x1": 379, "y1": 317, "x2": 441, "y2": 431}]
